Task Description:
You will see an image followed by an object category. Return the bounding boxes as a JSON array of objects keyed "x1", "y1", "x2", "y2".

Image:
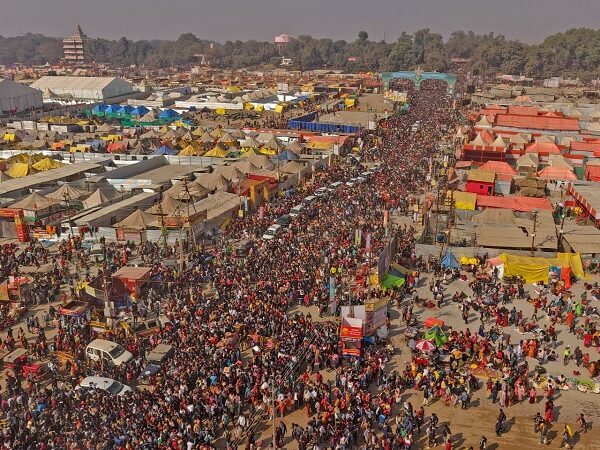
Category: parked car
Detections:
[
  {"x1": 129, "y1": 315, "x2": 172, "y2": 337},
  {"x1": 262, "y1": 224, "x2": 282, "y2": 240},
  {"x1": 276, "y1": 214, "x2": 292, "y2": 227},
  {"x1": 289, "y1": 204, "x2": 305, "y2": 218},
  {"x1": 86, "y1": 339, "x2": 133, "y2": 367},
  {"x1": 314, "y1": 187, "x2": 329, "y2": 197},
  {"x1": 235, "y1": 239, "x2": 254, "y2": 256},
  {"x1": 79, "y1": 376, "x2": 132, "y2": 396},
  {"x1": 302, "y1": 195, "x2": 317, "y2": 205},
  {"x1": 140, "y1": 344, "x2": 175, "y2": 380}
]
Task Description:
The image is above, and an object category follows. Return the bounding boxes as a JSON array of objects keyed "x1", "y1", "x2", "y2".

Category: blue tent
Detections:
[
  {"x1": 87, "y1": 139, "x2": 106, "y2": 151},
  {"x1": 440, "y1": 251, "x2": 460, "y2": 269},
  {"x1": 273, "y1": 149, "x2": 299, "y2": 161},
  {"x1": 91, "y1": 104, "x2": 108, "y2": 115},
  {"x1": 119, "y1": 105, "x2": 134, "y2": 114},
  {"x1": 104, "y1": 104, "x2": 122, "y2": 114},
  {"x1": 153, "y1": 145, "x2": 177, "y2": 156},
  {"x1": 158, "y1": 109, "x2": 179, "y2": 119},
  {"x1": 131, "y1": 105, "x2": 149, "y2": 116}
]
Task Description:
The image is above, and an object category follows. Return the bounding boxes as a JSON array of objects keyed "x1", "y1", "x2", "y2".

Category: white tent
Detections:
[{"x1": 0, "y1": 79, "x2": 43, "y2": 114}]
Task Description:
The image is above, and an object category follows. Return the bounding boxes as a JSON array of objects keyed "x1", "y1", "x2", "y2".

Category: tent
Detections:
[
  {"x1": 281, "y1": 160, "x2": 304, "y2": 174},
  {"x1": 153, "y1": 145, "x2": 177, "y2": 156},
  {"x1": 248, "y1": 154, "x2": 275, "y2": 170},
  {"x1": 32, "y1": 157, "x2": 64, "y2": 171},
  {"x1": 537, "y1": 166, "x2": 577, "y2": 181},
  {"x1": 440, "y1": 252, "x2": 460, "y2": 269},
  {"x1": 498, "y1": 252, "x2": 584, "y2": 283},
  {"x1": 130, "y1": 106, "x2": 150, "y2": 116},
  {"x1": 83, "y1": 186, "x2": 121, "y2": 209},
  {"x1": 233, "y1": 160, "x2": 260, "y2": 174},
  {"x1": 423, "y1": 325, "x2": 447, "y2": 347},
  {"x1": 91, "y1": 104, "x2": 108, "y2": 115},
  {"x1": 196, "y1": 172, "x2": 230, "y2": 191},
  {"x1": 179, "y1": 143, "x2": 203, "y2": 156},
  {"x1": 213, "y1": 165, "x2": 246, "y2": 181},
  {"x1": 158, "y1": 109, "x2": 179, "y2": 119},
  {"x1": 273, "y1": 149, "x2": 299, "y2": 161},
  {"x1": 380, "y1": 273, "x2": 405, "y2": 289},
  {"x1": 47, "y1": 183, "x2": 86, "y2": 201},
  {"x1": 11, "y1": 192, "x2": 56, "y2": 211},
  {"x1": 204, "y1": 144, "x2": 228, "y2": 158},
  {"x1": 165, "y1": 180, "x2": 209, "y2": 201},
  {"x1": 113, "y1": 209, "x2": 158, "y2": 230},
  {"x1": 6, "y1": 162, "x2": 37, "y2": 178},
  {"x1": 479, "y1": 161, "x2": 517, "y2": 177}
]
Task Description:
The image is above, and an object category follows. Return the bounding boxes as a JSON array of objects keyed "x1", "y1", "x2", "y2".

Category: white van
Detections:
[{"x1": 86, "y1": 339, "x2": 133, "y2": 367}]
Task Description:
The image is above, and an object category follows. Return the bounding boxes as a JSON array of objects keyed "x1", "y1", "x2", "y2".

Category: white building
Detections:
[
  {"x1": 0, "y1": 79, "x2": 44, "y2": 114},
  {"x1": 30, "y1": 76, "x2": 137, "y2": 103}
]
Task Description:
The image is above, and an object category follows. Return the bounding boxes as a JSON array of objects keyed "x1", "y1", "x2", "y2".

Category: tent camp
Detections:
[
  {"x1": 6, "y1": 162, "x2": 37, "y2": 178},
  {"x1": 153, "y1": 145, "x2": 177, "y2": 156},
  {"x1": 196, "y1": 172, "x2": 230, "y2": 191},
  {"x1": 32, "y1": 157, "x2": 64, "y2": 171}
]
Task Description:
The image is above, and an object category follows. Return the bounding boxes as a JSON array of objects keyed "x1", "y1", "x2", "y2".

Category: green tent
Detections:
[
  {"x1": 423, "y1": 325, "x2": 448, "y2": 347},
  {"x1": 381, "y1": 273, "x2": 405, "y2": 289}
]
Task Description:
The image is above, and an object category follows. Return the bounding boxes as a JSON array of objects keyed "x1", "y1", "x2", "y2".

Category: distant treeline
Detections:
[{"x1": 1, "y1": 28, "x2": 600, "y2": 79}]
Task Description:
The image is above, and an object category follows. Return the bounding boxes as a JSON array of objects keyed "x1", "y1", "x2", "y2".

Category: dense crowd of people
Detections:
[{"x1": 2, "y1": 79, "x2": 594, "y2": 450}]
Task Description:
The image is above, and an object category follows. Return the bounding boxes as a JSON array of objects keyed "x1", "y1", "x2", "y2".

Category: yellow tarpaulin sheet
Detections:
[
  {"x1": 243, "y1": 102, "x2": 254, "y2": 110},
  {"x1": 274, "y1": 104, "x2": 285, "y2": 114},
  {"x1": 254, "y1": 104, "x2": 264, "y2": 112},
  {"x1": 215, "y1": 108, "x2": 226, "y2": 115},
  {"x1": 460, "y1": 257, "x2": 478, "y2": 265},
  {"x1": 344, "y1": 98, "x2": 356, "y2": 108},
  {"x1": 449, "y1": 190, "x2": 477, "y2": 210},
  {"x1": 7, "y1": 162, "x2": 36, "y2": 178},
  {"x1": 498, "y1": 252, "x2": 584, "y2": 283},
  {"x1": 3, "y1": 133, "x2": 17, "y2": 142}
]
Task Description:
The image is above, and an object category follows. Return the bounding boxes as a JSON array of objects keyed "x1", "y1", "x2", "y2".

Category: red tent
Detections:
[
  {"x1": 585, "y1": 165, "x2": 600, "y2": 182},
  {"x1": 476, "y1": 195, "x2": 553, "y2": 212},
  {"x1": 479, "y1": 160, "x2": 517, "y2": 176}
]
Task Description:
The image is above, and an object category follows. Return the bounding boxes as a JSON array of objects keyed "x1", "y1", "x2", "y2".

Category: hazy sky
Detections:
[{"x1": 2, "y1": 0, "x2": 600, "y2": 43}]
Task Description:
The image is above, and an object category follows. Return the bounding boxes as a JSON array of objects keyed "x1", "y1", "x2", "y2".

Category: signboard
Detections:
[
  {"x1": 340, "y1": 323, "x2": 363, "y2": 340},
  {"x1": 116, "y1": 229, "x2": 143, "y2": 242},
  {"x1": 384, "y1": 90, "x2": 408, "y2": 103},
  {"x1": 364, "y1": 298, "x2": 388, "y2": 335}
]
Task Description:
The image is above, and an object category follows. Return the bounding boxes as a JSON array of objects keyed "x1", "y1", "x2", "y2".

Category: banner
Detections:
[
  {"x1": 365, "y1": 232, "x2": 372, "y2": 254},
  {"x1": 383, "y1": 210, "x2": 389, "y2": 228},
  {"x1": 354, "y1": 228, "x2": 362, "y2": 247}
]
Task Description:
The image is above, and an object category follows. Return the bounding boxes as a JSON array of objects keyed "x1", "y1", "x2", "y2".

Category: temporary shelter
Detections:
[
  {"x1": 113, "y1": 209, "x2": 158, "y2": 231},
  {"x1": 11, "y1": 192, "x2": 56, "y2": 211},
  {"x1": 248, "y1": 154, "x2": 275, "y2": 170},
  {"x1": 146, "y1": 195, "x2": 181, "y2": 215},
  {"x1": 440, "y1": 252, "x2": 460, "y2": 269},
  {"x1": 165, "y1": 181, "x2": 209, "y2": 201},
  {"x1": 158, "y1": 109, "x2": 179, "y2": 119},
  {"x1": 6, "y1": 162, "x2": 37, "y2": 178},
  {"x1": 537, "y1": 166, "x2": 577, "y2": 181},
  {"x1": 479, "y1": 161, "x2": 517, "y2": 177},
  {"x1": 273, "y1": 149, "x2": 299, "y2": 161},
  {"x1": 233, "y1": 160, "x2": 260, "y2": 174},
  {"x1": 213, "y1": 165, "x2": 246, "y2": 182},
  {"x1": 179, "y1": 143, "x2": 203, "y2": 156},
  {"x1": 47, "y1": 183, "x2": 87, "y2": 201},
  {"x1": 130, "y1": 106, "x2": 150, "y2": 117},
  {"x1": 204, "y1": 144, "x2": 228, "y2": 158},
  {"x1": 32, "y1": 157, "x2": 64, "y2": 171},
  {"x1": 498, "y1": 252, "x2": 584, "y2": 283},
  {"x1": 380, "y1": 273, "x2": 405, "y2": 289},
  {"x1": 83, "y1": 186, "x2": 121, "y2": 209},
  {"x1": 423, "y1": 325, "x2": 448, "y2": 347},
  {"x1": 153, "y1": 145, "x2": 177, "y2": 156},
  {"x1": 281, "y1": 160, "x2": 305, "y2": 174},
  {"x1": 196, "y1": 172, "x2": 230, "y2": 191}
]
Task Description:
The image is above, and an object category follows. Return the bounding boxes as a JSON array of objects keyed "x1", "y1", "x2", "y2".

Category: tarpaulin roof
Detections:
[
  {"x1": 47, "y1": 182, "x2": 86, "y2": 201},
  {"x1": 83, "y1": 186, "x2": 121, "y2": 209},
  {"x1": 441, "y1": 252, "x2": 460, "y2": 269},
  {"x1": 11, "y1": 192, "x2": 56, "y2": 210},
  {"x1": 496, "y1": 114, "x2": 580, "y2": 131},
  {"x1": 153, "y1": 145, "x2": 177, "y2": 156},
  {"x1": 196, "y1": 172, "x2": 230, "y2": 191},
  {"x1": 479, "y1": 161, "x2": 517, "y2": 176},
  {"x1": 6, "y1": 162, "x2": 37, "y2": 178},
  {"x1": 472, "y1": 208, "x2": 516, "y2": 224},
  {"x1": 499, "y1": 252, "x2": 584, "y2": 283},
  {"x1": 113, "y1": 209, "x2": 158, "y2": 230},
  {"x1": 570, "y1": 140, "x2": 600, "y2": 153},
  {"x1": 476, "y1": 195, "x2": 553, "y2": 212},
  {"x1": 585, "y1": 165, "x2": 600, "y2": 182},
  {"x1": 380, "y1": 273, "x2": 405, "y2": 289},
  {"x1": 467, "y1": 169, "x2": 495, "y2": 183},
  {"x1": 32, "y1": 157, "x2": 64, "y2": 171},
  {"x1": 537, "y1": 166, "x2": 577, "y2": 181},
  {"x1": 449, "y1": 190, "x2": 477, "y2": 210},
  {"x1": 525, "y1": 141, "x2": 561, "y2": 154}
]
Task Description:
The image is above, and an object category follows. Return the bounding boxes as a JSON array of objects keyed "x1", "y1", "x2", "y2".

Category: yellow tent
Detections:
[
  {"x1": 7, "y1": 152, "x2": 44, "y2": 164},
  {"x1": 6, "y1": 162, "x2": 37, "y2": 178},
  {"x1": 70, "y1": 144, "x2": 91, "y2": 153},
  {"x1": 274, "y1": 104, "x2": 286, "y2": 114},
  {"x1": 211, "y1": 128, "x2": 223, "y2": 139},
  {"x1": 204, "y1": 145, "x2": 228, "y2": 158},
  {"x1": 32, "y1": 157, "x2": 64, "y2": 171},
  {"x1": 215, "y1": 108, "x2": 227, "y2": 115},
  {"x1": 254, "y1": 104, "x2": 265, "y2": 112},
  {"x1": 3, "y1": 133, "x2": 18, "y2": 142},
  {"x1": 498, "y1": 252, "x2": 584, "y2": 283},
  {"x1": 344, "y1": 98, "x2": 356, "y2": 108},
  {"x1": 179, "y1": 144, "x2": 203, "y2": 156},
  {"x1": 243, "y1": 102, "x2": 254, "y2": 110},
  {"x1": 227, "y1": 86, "x2": 241, "y2": 93}
]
